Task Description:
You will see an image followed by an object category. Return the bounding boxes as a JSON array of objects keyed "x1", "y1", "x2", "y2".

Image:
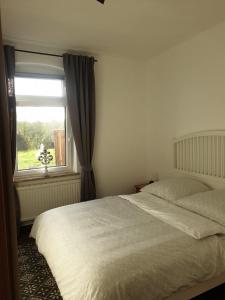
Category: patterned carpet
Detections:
[
  {"x1": 18, "y1": 226, "x2": 225, "y2": 300},
  {"x1": 18, "y1": 227, "x2": 62, "y2": 300}
]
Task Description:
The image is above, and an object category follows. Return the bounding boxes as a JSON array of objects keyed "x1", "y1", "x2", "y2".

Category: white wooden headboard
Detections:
[{"x1": 173, "y1": 130, "x2": 225, "y2": 189}]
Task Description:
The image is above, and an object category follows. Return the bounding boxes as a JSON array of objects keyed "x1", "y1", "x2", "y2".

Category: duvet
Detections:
[{"x1": 31, "y1": 192, "x2": 225, "y2": 300}]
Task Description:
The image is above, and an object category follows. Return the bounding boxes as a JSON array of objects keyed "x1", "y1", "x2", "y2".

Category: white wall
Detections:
[
  {"x1": 94, "y1": 55, "x2": 147, "y2": 197},
  {"x1": 14, "y1": 18, "x2": 225, "y2": 199},
  {"x1": 146, "y1": 21, "x2": 225, "y2": 179},
  {"x1": 13, "y1": 45, "x2": 148, "y2": 198}
]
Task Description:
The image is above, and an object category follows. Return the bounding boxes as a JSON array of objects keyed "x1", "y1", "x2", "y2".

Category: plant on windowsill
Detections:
[{"x1": 38, "y1": 145, "x2": 53, "y2": 177}]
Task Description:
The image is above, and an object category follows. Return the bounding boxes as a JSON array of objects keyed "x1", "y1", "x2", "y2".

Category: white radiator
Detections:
[{"x1": 17, "y1": 177, "x2": 80, "y2": 222}]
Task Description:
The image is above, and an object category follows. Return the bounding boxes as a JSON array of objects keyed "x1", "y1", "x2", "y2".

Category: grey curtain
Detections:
[
  {"x1": 63, "y1": 54, "x2": 96, "y2": 201},
  {"x1": 0, "y1": 19, "x2": 19, "y2": 300},
  {"x1": 4, "y1": 45, "x2": 21, "y2": 233}
]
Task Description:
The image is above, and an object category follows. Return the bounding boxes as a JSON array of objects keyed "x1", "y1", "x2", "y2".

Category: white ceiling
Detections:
[{"x1": 1, "y1": 0, "x2": 225, "y2": 59}]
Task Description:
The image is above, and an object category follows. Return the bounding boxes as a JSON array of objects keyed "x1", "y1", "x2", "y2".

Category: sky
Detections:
[
  {"x1": 17, "y1": 107, "x2": 65, "y2": 123},
  {"x1": 15, "y1": 77, "x2": 63, "y2": 97},
  {"x1": 15, "y1": 77, "x2": 65, "y2": 122}
]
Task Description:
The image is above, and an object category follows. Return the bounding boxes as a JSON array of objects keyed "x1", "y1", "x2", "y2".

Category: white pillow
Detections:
[
  {"x1": 176, "y1": 189, "x2": 225, "y2": 227},
  {"x1": 141, "y1": 178, "x2": 210, "y2": 202}
]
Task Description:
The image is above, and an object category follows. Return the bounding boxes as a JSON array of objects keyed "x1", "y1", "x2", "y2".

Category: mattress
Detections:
[{"x1": 30, "y1": 192, "x2": 225, "y2": 300}]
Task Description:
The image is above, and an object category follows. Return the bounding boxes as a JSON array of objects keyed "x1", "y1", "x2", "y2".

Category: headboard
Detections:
[{"x1": 173, "y1": 130, "x2": 225, "y2": 189}]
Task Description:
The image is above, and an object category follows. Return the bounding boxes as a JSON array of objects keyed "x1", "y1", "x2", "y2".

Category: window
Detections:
[{"x1": 15, "y1": 76, "x2": 74, "y2": 177}]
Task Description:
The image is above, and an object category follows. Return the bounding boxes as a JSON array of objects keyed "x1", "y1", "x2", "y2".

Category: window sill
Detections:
[{"x1": 14, "y1": 171, "x2": 80, "y2": 187}]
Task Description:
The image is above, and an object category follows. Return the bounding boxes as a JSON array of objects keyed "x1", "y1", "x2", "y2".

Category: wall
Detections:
[
  {"x1": 13, "y1": 44, "x2": 148, "y2": 197},
  {"x1": 146, "y1": 21, "x2": 225, "y2": 179},
  {"x1": 14, "y1": 18, "x2": 225, "y2": 199},
  {"x1": 94, "y1": 55, "x2": 147, "y2": 197}
]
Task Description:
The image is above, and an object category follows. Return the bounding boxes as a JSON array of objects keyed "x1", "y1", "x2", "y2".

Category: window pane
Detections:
[
  {"x1": 17, "y1": 107, "x2": 66, "y2": 171},
  {"x1": 15, "y1": 77, "x2": 64, "y2": 97}
]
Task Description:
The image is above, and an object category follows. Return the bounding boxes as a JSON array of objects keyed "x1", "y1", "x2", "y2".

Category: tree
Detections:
[
  {"x1": 17, "y1": 133, "x2": 28, "y2": 151},
  {"x1": 17, "y1": 121, "x2": 64, "y2": 150}
]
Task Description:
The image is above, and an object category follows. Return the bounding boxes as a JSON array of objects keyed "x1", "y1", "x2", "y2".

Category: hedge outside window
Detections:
[{"x1": 15, "y1": 76, "x2": 74, "y2": 177}]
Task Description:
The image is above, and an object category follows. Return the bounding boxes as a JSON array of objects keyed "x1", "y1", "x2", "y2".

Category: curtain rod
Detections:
[{"x1": 15, "y1": 49, "x2": 98, "y2": 62}]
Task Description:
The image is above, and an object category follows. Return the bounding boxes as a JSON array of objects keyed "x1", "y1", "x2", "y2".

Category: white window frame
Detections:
[{"x1": 14, "y1": 75, "x2": 75, "y2": 178}]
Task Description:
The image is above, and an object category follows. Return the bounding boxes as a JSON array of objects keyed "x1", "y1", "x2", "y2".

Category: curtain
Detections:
[
  {"x1": 0, "y1": 18, "x2": 19, "y2": 300},
  {"x1": 4, "y1": 45, "x2": 21, "y2": 233},
  {"x1": 63, "y1": 54, "x2": 96, "y2": 202}
]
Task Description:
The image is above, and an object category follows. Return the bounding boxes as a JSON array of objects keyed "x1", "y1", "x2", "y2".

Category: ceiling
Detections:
[{"x1": 1, "y1": 0, "x2": 225, "y2": 59}]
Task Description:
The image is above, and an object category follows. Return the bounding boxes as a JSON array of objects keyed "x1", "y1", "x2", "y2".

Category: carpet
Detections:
[{"x1": 18, "y1": 227, "x2": 62, "y2": 300}]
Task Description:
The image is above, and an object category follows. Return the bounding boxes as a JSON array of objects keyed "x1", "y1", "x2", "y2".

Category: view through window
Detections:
[{"x1": 15, "y1": 77, "x2": 68, "y2": 173}]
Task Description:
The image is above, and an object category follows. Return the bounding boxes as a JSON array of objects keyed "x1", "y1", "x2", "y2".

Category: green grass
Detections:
[{"x1": 18, "y1": 148, "x2": 56, "y2": 171}]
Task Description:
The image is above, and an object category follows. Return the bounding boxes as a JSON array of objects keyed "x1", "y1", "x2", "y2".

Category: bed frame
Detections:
[
  {"x1": 168, "y1": 130, "x2": 225, "y2": 299},
  {"x1": 173, "y1": 130, "x2": 225, "y2": 189},
  {"x1": 167, "y1": 271, "x2": 225, "y2": 300}
]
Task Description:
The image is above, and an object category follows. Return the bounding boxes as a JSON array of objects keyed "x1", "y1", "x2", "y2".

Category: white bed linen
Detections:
[
  {"x1": 31, "y1": 193, "x2": 225, "y2": 300},
  {"x1": 176, "y1": 189, "x2": 225, "y2": 227},
  {"x1": 120, "y1": 193, "x2": 225, "y2": 239},
  {"x1": 140, "y1": 178, "x2": 210, "y2": 201}
]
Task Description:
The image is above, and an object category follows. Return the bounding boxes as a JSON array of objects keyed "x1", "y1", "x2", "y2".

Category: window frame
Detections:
[{"x1": 14, "y1": 73, "x2": 74, "y2": 179}]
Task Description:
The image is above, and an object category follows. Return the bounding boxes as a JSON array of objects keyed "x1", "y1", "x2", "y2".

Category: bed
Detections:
[{"x1": 31, "y1": 130, "x2": 225, "y2": 300}]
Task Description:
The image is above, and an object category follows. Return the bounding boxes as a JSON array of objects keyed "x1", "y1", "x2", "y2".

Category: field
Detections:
[{"x1": 18, "y1": 148, "x2": 56, "y2": 170}]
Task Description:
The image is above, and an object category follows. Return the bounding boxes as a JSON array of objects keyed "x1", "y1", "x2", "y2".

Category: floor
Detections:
[{"x1": 18, "y1": 226, "x2": 225, "y2": 300}]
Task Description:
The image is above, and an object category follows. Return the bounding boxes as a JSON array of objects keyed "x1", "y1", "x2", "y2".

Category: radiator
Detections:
[{"x1": 17, "y1": 177, "x2": 80, "y2": 222}]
